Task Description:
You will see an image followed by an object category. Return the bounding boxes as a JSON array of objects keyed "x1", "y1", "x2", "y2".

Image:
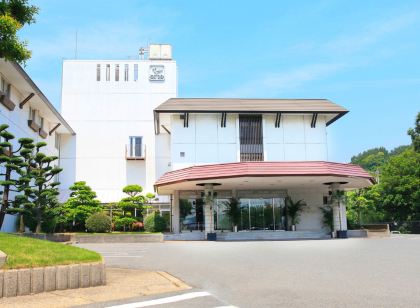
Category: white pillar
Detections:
[
  {"x1": 172, "y1": 191, "x2": 180, "y2": 233},
  {"x1": 330, "y1": 183, "x2": 343, "y2": 233},
  {"x1": 203, "y1": 184, "x2": 214, "y2": 233}
]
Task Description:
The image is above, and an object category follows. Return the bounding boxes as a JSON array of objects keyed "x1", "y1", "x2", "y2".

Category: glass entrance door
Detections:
[{"x1": 238, "y1": 198, "x2": 285, "y2": 231}]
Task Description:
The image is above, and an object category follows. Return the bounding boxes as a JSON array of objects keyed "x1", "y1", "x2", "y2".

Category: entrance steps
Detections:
[
  {"x1": 216, "y1": 230, "x2": 329, "y2": 241},
  {"x1": 164, "y1": 230, "x2": 329, "y2": 241},
  {"x1": 164, "y1": 232, "x2": 206, "y2": 241}
]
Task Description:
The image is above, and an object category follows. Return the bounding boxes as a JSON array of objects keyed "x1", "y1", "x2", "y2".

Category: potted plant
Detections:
[
  {"x1": 285, "y1": 197, "x2": 306, "y2": 231},
  {"x1": 223, "y1": 197, "x2": 241, "y2": 232},
  {"x1": 320, "y1": 205, "x2": 334, "y2": 238},
  {"x1": 331, "y1": 190, "x2": 347, "y2": 238}
]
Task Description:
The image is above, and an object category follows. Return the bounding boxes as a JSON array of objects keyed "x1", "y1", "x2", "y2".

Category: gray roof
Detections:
[{"x1": 154, "y1": 98, "x2": 348, "y2": 126}]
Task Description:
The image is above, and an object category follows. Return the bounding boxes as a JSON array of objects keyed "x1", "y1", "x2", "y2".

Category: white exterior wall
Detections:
[
  {"x1": 286, "y1": 187, "x2": 329, "y2": 231},
  {"x1": 264, "y1": 114, "x2": 328, "y2": 161},
  {"x1": 0, "y1": 72, "x2": 61, "y2": 232},
  {"x1": 170, "y1": 113, "x2": 328, "y2": 170},
  {"x1": 60, "y1": 59, "x2": 177, "y2": 202}
]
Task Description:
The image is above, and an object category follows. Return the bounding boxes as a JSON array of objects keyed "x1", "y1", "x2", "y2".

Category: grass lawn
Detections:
[{"x1": 0, "y1": 233, "x2": 102, "y2": 269}]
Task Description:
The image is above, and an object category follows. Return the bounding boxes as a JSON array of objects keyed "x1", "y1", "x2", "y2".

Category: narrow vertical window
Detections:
[
  {"x1": 40, "y1": 117, "x2": 44, "y2": 129},
  {"x1": 134, "y1": 64, "x2": 138, "y2": 81},
  {"x1": 115, "y1": 64, "x2": 120, "y2": 81},
  {"x1": 96, "y1": 64, "x2": 101, "y2": 81},
  {"x1": 106, "y1": 64, "x2": 110, "y2": 81},
  {"x1": 124, "y1": 64, "x2": 129, "y2": 81}
]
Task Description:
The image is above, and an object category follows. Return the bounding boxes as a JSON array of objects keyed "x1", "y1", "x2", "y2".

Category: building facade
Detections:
[
  {"x1": 1, "y1": 44, "x2": 374, "y2": 238},
  {"x1": 0, "y1": 59, "x2": 75, "y2": 232},
  {"x1": 153, "y1": 99, "x2": 374, "y2": 237},
  {"x1": 60, "y1": 45, "x2": 177, "y2": 211}
]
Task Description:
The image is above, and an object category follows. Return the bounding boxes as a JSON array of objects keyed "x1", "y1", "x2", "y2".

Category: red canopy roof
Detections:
[{"x1": 154, "y1": 161, "x2": 374, "y2": 188}]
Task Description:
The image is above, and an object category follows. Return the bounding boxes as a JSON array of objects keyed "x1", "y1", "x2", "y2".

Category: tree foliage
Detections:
[
  {"x1": 347, "y1": 112, "x2": 420, "y2": 231},
  {"x1": 350, "y1": 147, "x2": 389, "y2": 173},
  {"x1": 22, "y1": 141, "x2": 62, "y2": 233},
  {"x1": 379, "y1": 149, "x2": 420, "y2": 222},
  {"x1": 0, "y1": 124, "x2": 62, "y2": 233},
  {"x1": 0, "y1": 0, "x2": 38, "y2": 63},
  {"x1": 85, "y1": 212, "x2": 111, "y2": 233},
  {"x1": 407, "y1": 112, "x2": 420, "y2": 153},
  {"x1": 144, "y1": 211, "x2": 166, "y2": 232},
  {"x1": 60, "y1": 181, "x2": 102, "y2": 231},
  {"x1": 0, "y1": 124, "x2": 34, "y2": 229}
]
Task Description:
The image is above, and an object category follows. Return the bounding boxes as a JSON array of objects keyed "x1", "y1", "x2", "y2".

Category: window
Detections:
[
  {"x1": 106, "y1": 64, "x2": 110, "y2": 81},
  {"x1": 124, "y1": 64, "x2": 129, "y2": 81},
  {"x1": 134, "y1": 64, "x2": 138, "y2": 81},
  {"x1": 29, "y1": 107, "x2": 36, "y2": 121},
  {"x1": 115, "y1": 64, "x2": 119, "y2": 81},
  {"x1": 239, "y1": 114, "x2": 264, "y2": 161},
  {"x1": 129, "y1": 136, "x2": 142, "y2": 157},
  {"x1": 96, "y1": 64, "x2": 101, "y2": 81},
  {"x1": 40, "y1": 117, "x2": 44, "y2": 129}
]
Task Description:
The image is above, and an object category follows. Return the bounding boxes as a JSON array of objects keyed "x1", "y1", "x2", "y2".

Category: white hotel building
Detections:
[{"x1": 1, "y1": 45, "x2": 374, "y2": 238}]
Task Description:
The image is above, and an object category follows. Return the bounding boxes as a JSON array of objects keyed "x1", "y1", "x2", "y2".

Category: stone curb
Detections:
[
  {"x1": 75, "y1": 233, "x2": 163, "y2": 243},
  {"x1": 0, "y1": 250, "x2": 6, "y2": 268},
  {"x1": 0, "y1": 262, "x2": 106, "y2": 298}
]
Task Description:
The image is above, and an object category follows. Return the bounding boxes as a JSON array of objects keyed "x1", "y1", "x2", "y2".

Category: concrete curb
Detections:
[
  {"x1": 0, "y1": 262, "x2": 106, "y2": 298},
  {"x1": 0, "y1": 250, "x2": 6, "y2": 267},
  {"x1": 75, "y1": 233, "x2": 163, "y2": 243}
]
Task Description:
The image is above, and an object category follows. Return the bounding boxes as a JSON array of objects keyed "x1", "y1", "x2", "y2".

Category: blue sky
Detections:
[{"x1": 21, "y1": 0, "x2": 420, "y2": 162}]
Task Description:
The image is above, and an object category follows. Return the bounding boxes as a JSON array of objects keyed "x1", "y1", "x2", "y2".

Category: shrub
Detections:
[
  {"x1": 144, "y1": 212, "x2": 167, "y2": 232},
  {"x1": 85, "y1": 213, "x2": 112, "y2": 233},
  {"x1": 114, "y1": 217, "x2": 137, "y2": 231}
]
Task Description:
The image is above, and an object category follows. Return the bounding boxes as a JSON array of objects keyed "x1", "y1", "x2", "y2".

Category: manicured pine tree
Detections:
[
  {"x1": 61, "y1": 181, "x2": 102, "y2": 231},
  {"x1": 116, "y1": 185, "x2": 152, "y2": 231},
  {"x1": 24, "y1": 142, "x2": 62, "y2": 233},
  {"x1": 0, "y1": 124, "x2": 33, "y2": 229}
]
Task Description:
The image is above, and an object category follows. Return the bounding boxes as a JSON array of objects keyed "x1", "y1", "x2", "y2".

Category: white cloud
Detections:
[
  {"x1": 219, "y1": 11, "x2": 419, "y2": 97},
  {"x1": 218, "y1": 62, "x2": 345, "y2": 97}
]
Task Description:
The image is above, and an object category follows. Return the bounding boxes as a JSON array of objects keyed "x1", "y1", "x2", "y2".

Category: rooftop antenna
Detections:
[{"x1": 139, "y1": 46, "x2": 149, "y2": 60}]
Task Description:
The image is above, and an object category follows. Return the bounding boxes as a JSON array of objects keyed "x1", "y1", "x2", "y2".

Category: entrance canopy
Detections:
[{"x1": 154, "y1": 161, "x2": 374, "y2": 194}]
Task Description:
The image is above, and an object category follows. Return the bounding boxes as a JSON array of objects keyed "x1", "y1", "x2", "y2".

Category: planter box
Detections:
[
  {"x1": 39, "y1": 129, "x2": 48, "y2": 139},
  {"x1": 0, "y1": 94, "x2": 15, "y2": 111},
  {"x1": 336, "y1": 230, "x2": 348, "y2": 239},
  {"x1": 28, "y1": 120, "x2": 41, "y2": 132},
  {"x1": 206, "y1": 232, "x2": 217, "y2": 241}
]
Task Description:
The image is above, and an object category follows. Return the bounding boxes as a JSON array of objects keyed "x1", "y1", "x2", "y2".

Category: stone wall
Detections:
[{"x1": 0, "y1": 262, "x2": 106, "y2": 298}]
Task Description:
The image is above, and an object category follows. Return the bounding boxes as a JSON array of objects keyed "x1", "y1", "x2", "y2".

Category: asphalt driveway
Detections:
[{"x1": 78, "y1": 236, "x2": 420, "y2": 308}]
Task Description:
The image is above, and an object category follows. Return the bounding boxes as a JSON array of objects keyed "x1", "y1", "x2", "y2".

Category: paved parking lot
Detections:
[{"x1": 79, "y1": 236, "x2": 420, "y2": 308}]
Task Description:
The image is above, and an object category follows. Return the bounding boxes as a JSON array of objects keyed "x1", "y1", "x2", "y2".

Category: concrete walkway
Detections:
[{"x1": 0, "y1": 268, "x2": 190, "y2": 308}]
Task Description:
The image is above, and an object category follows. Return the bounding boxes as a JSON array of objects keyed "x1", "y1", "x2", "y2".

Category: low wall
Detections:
[
  {"x1": 0, "y1": 262, "x2": 106, "y2": 298},
  {"x1": 74, "y1": 233, "x2": 163, "y2": 243},
  {"x1": 347, "y1": 230, "x2": 368, "y2": 238},
  {"x1": 21, "y1": 233, "x2": 73, "y2": 242}
]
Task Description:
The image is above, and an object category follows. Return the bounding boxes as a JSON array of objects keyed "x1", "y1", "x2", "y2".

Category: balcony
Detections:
[{"x1": 126, "y1": 144, "x2": 146, "y2": 160}]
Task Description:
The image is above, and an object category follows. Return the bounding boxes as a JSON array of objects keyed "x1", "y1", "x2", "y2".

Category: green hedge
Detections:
[
  {"x1": 85, "y1": 213, "x2": 112, "y2": 233},
  {"x1": 144, "y1": 212, "x2": 166, "y2": 232}
]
